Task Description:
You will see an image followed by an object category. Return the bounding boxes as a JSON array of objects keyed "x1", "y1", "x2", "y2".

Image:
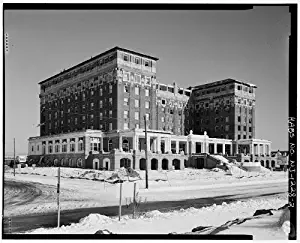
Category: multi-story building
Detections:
[
  {"x1": 28, "y1": 46, "x2": 275, "y2": 171},
  {"x1": 39, "y1": 46, "x2": 191, "y2": 136},
  {"x1": 190, "y1": 79, "x2": 256, "y2": 141}
]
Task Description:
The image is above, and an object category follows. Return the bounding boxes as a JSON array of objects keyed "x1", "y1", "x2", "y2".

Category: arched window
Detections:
[{"x1": 77, "y1": 158, "x2": 82, "y2": 168}]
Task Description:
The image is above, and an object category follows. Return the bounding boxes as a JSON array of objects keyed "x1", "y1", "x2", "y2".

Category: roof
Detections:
[
  {"x1": 38, "y1": 46, "x2": 159, "y2": 85},
  {"x1": 192, "y1": 78, "x2": 257, "y2": 91}
]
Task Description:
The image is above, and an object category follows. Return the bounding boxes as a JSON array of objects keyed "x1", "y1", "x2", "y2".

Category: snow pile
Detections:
[
  {"x1": 5, "y1": 167, "x2": 113, "y2": 181},
  {"x1": 78, "y1": 214, "x2": 113, "y2": 227},
  {"x1": 211, "y1": 168, "x2": 225, "y2": 172},
  {"x1": 225, "y1": 165, "x2": 248, "y2": 176},
  {"x1": 143, "y1": 210, "x2": 165, "y2": 219},
  {"x1": 105, "y1": 167, "x2": 141, "y2": 183},
  {"x1": 260, "y1": 166, "x2": 272, "y2": 174}
]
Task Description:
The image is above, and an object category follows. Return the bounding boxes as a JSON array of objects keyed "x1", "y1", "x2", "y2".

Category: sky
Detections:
[{"x1": 4, "y1": 6, "x2": 290, "y2": 154}]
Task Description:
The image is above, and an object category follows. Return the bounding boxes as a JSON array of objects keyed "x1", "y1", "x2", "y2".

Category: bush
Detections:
[{"x1": 125, "y1": 192, "x2": 147, "y2": 218}]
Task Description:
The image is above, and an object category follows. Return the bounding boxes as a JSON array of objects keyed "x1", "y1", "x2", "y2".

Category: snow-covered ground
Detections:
[
  {"x1": 25, "y1": 194, "x2": 289, "y2": 240},
  {"x1": 4, "y1": 167, "x2": 288, "y2": 217}
]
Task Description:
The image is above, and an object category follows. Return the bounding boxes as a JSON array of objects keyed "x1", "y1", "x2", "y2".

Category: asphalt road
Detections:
[{"x1": 3, "y1": 182, "x2": 287, "y2": 234}]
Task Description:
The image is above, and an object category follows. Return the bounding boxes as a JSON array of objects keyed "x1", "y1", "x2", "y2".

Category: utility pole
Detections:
[
  {"x1": 144, "y1": 115, "x2": 149, "y2": 189},
  {"x1": 13, "y1": 138, "x2": 15, "y2": 177},
  {"x1": 57, "y1": 167, "x2": 61, "y2": 228}
]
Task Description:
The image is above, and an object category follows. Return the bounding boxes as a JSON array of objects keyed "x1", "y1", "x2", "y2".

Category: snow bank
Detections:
[{"x1": 26, "y1": 194, "x2": 288, "y2": 236}]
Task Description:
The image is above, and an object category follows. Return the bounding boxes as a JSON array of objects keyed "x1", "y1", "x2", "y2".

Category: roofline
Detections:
[
  {"x1": 38, "y1": 46, "x2": 159, "y2": 85},
  {"x1": 192, "y1": 78, "x2": 257, "y2": 90}
]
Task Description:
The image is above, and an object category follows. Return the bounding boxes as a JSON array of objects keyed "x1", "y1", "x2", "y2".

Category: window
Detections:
[
  {"x1": 91, "y1": 90, "x2": 94, "y2": 96},
  {"x1": 215, "y1": 118, "x2": 219, "y2": 123},
  {"x1": 91, "y1": 102, "x2": 94, "y2": 110},
  {"x1": 82, "y1": 116, "x2": 85, "y2": 121},
  {"x1": 70, "y1": 143, "x2": 75, "y2": 152},
  {"x1": 90, "y1": 114, "x2": 94, "y2": 120},
  {"x1": 135, "y1": 112, "x2": 139, "y2": 120},
  {"x1": 31, "y1": 146, "x2": 34, "y2": 152},
  {"x1": 170, "y1": 109, "x2": 173, "y2": 114},
  {"x1": 135, "y1": 57, "x2": 140, "y2": 64},
  {"x1": 109, "y1": 110, "x2": 112, "y2": 118},
  {"x1": 109, "y1": 123, "x2": 112, "y2": 131},
  {"x1": 161, "y1": 117, "x2": 165, "y2": 123},
  {"x1": 145, "y1": 113, "x2": 150, "y2": 120},
  {"x1": 243, "y1": 135, "x2": 247, "y2": 139},
  {"x1": 135, "y1": 99, "x2": 139, "y2": 108},
  {"x1": 109, "y1": 98, "x2": 113, "y2": 106},
  {"x1": 99, "y1": 124, "x2": 103, "y2": 129},
  {"x1": 37, "y1": 145, "x2": 39, "y2": 151},
  {"x1": 99, "y1": 88, "x2": 103, "y2": 96},
  {"x1": 99, "y1": 100, "x2": 103, "y2": 108},
  {"x1": 135, "y1": 86, "x2": 139, "y2": 95},
  {"x1": 238, "y1": 135, "x2": 241, "y2": 140},
  {"x1": 226, "y1": 116, "x2": 229, "y2": 123},
  {"x1": 124, "y1": 97, "x2": 129, "y2": 106},
  {"x1": 237, "y1": 85, "x2": 242, "y2": 90},
  {"x1": 68, "y1": 119, "x2": 70, "y2": 124},
  {"x1": 161, "y1": 99, "x2": 166, "y2": 105},
  {"x1": 62, "y1": 143, "x2": 67, "y2": 152},
  {"x1": 55, "y1": 144, "x2": 60, "y2": 153},
  {"x1": 249, "y1": 118, "x2": 252, "y2": 123},
  {"x1": 109, "y1": 85, "x2": 112, "y2": 94},
  {"x1": 238, "y1": 125, "x2": 241, "y2": 131},
  {"x1": 49, "y1": 123, "x2": 51, "y2": 129},
  {"x1": 61, "y1": 111, "x2": 63, "y2": 117},
  {"x1": 145, "y1": 101, "x2": 150, "y2": 109},
  {"x1": 124, "y1": 55, "x2": 129, "y2": 62},
  {"x1": 215, "y1": 126, "x2": 219, "y2": 132},
  {"x1": 100, "y1": 113, "x2": 103, "y2": 120},
  {"x1": 75, "y1": 117, "x2": 78, "y2": 125},
  {"x1": 108, "y1": 139, "x2": 113, "y2": 151},
  {"x1": 145, "y1": 89, "x2": 149, "y2": 96},
  {"x1": 225, "y1": 125, "x2": 229, "y2": 131},
  {"x1": 78, "y1": 141, "x2": 84, "y2": 152},
  {"x1": 124, "y1": 123, "x2": 129, "y2": 130},
  {"x1": 238, "y1": 116, "x2": 241, "y2": 122},
  {"x1": 135, "y1": 75, "x2": 141, "y2": 83},
  {"x1": 249, "y1": 127, "x2": 252, "y2": 132},
  {"x1": 145, "y1": 61, "x2": 150, "y2": 67},
  {"x1": 124, "y1": 85, "x2": 129, "y2": 93},
  {"x1": 49, "y1": 113, "x2": 51, "y2": 120},
  {"x1": 244, "y1": 126, "x2": 246, "y2": 131},
  {"x1": 124, "y1": 110, "x2": 129, "y2": 119}
]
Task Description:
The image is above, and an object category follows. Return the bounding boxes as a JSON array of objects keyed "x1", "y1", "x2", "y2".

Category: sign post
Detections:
[
  {"x1": 144, "y1": 115, "x2": 149, "y2": 189},
  {"x1": 118, "y1": 182, "x2": 123, "y2": 221},
  {"x1": 57, "y1": 167, "x2": 61, "y2": 228},
  {"x1": 133, "y1": 182, "x2": 136, "y2": 219}
]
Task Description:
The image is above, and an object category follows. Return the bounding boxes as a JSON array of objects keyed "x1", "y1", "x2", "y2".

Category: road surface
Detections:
[{"x1": 3, "y1": 179, "x2": 287, "y2": 233}]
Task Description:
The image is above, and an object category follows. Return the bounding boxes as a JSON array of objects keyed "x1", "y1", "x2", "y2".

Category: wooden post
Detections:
[
  {"x1": 13, "y1": 138, "x2": 15, "y2": 177},
  {"x1": 144, "y1": 116, "x2": 149, "y2": 189},
  {"x1": 57, "y1": 167, "x2": 61, "y2": 228},
  {"x1": 133, "y1": 183, "x2": 136, "y2": 219},
  {"x1": 119, "y1": 182, "x2": 123, "y2": 221}
]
